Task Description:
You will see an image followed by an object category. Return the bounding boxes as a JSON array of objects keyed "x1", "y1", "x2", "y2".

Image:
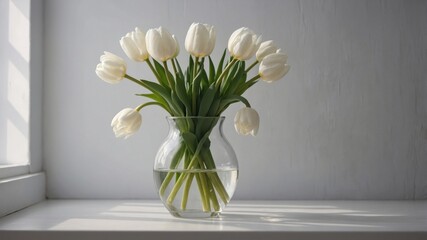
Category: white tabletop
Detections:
[{"x1": 0, "y1": 200, "x2": 426, "y2": 240}]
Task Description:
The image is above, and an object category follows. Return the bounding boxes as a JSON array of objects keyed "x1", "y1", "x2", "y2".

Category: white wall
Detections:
[{"x1": 43, "y1": 0, "x2": 427, "y2": 200}]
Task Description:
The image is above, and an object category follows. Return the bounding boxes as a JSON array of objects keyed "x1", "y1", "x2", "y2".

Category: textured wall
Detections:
[{"x1": 43, "y1": 0, "x2": 427, "y2": 199}]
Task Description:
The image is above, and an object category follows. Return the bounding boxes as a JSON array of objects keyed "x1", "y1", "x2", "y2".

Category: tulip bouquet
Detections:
[{"x1": 96, "y1": 23, "x2": 289, "y2": 215}]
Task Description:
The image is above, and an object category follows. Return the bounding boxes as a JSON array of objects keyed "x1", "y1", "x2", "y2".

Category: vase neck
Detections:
[{"x1": 166, "y1": 116, "x2": 225, "y2": 138}]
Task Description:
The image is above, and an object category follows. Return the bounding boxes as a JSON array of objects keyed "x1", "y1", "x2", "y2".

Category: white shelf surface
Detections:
[{"x1": 0, "y1": 200, "x2": 426, "y2": 240}]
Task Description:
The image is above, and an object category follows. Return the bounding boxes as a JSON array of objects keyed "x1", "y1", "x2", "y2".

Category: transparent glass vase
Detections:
[{"x1": 153, "y1": 116, "x2": 238, "y2": 218}]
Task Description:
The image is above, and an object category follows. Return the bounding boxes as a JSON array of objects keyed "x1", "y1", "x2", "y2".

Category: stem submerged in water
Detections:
[{"x1": 157, "y1": 117, "x2": 235, "y2": 215}]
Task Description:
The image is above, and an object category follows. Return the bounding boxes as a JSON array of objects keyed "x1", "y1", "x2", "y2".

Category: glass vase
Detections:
[{"x1": 153, "y1": 116, "x2": 238, "y2": 218}]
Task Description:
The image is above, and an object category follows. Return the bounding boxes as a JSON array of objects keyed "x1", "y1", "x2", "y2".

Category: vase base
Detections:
[{"x1": 169, "y1": 210, "x2": 220, "y2": 218}]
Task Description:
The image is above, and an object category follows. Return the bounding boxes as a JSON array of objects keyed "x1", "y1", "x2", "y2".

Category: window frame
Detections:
[{"x1": 0, "y1": 0, "x2": 45, "y2": 217}]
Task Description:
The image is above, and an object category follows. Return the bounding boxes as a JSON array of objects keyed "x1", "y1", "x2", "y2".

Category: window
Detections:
[
  {"x1": 0, "y1": 0, "x2": 45, "y2": 217},
  {"x1": 0, "y1": 0, "x2": 30, "y2": 173}
]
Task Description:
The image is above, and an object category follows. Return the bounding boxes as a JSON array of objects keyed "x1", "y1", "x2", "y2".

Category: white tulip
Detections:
[
  {"x1": 111, "y1": 108, "x2": 142, "y2": 139},
  {"x1": 228, "y1": 27, "x2": 262, "y2": 60},
  {"x1": 259, "y1": 52, "x2": 290, "y2": 83},
  {"x1": 256, "y1": 40, "x2": 279, "y2": 62},
  {"x1": 95, "y1": 51, "x2": 127, "y2": 84},
  {"x1": 185, "y1": 23, "x2": 216, "y2": 57},
  {"x1": 120, "y1": 27, "x2": 149, "y2": 62},
  {"x1": 234, "y1": 107, "x2": 260, "y2": 136},
  {"x1": 145, "y1": 27, "x2": 177, "y2": 62}
]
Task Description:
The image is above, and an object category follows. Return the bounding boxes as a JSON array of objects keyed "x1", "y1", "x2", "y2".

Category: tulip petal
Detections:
[
  {"x1": 234, "y1": 107, "x2": 260, "y2": 136},
  {"x1": 146, "y1": 27, "x2": 176, "y2": 62},
  {"x1": 185, "y1": 23, "x2": 215, "y2": 57},
  {"x1": 121, "y1": 37, "x2": 143, "y2": 61},
  {"x1": 259, "y1": 52, "x2": 290, "y2": 82},
  {"x1": 228, "y1": 27, "x2": 260, "y2": 60},
  {"x1": 95, "y1": 52, "x2": 127, "y2": 85},
  {"x1": 111, "y1": 108, "x2": 142, "y2": 139}
]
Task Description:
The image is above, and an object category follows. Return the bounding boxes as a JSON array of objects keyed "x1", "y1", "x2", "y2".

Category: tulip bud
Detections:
[
  {"x1": 185, "y1": 23, "x2": 216, "y2": 57},
  {"x1": 111, "y1": 108, "x2": 142, "y2": 139},
  {"x1": 228, "y1": 27, "x2": 262, "y2": 60},
  {"x1": 259, "y1": 52, "x2": 290, "y2": 83},
  {"x1": 256, "y1": 40, "x2": 278, "y2": 62},
  {"x1": 95, "y1": 51, "x2": 127, "y2": 84},
  {"x1": 120, "y1": 27, "x2": 149, "y2": 62},
  {"x1": 234, "y1": 107, "x2": 260, "y2": 136},
  {"x1": 146, "y1": 27, "x2": 177, "y2": 62}
]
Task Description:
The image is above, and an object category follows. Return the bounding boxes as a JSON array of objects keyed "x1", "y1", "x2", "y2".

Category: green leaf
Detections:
[
  {"x1": 200, "y1": 68, "x2": 209, "y2": 92},
  {"x1": 195, "y1": 117, "x2": 217, "y2": 139},
  {"x1": 187, "y1": 56, "x2": 194, "y2": 86},
  {"x1": 171, "y1": 91, "x2": 184, "y2": 110},
  {"x1": 223, "y1": 61, "x2": 246, "y2": 95},
  {"x1": 181, "y1": 132, "x2": 198, "y2": 154},
  {"x1": 166, "y1": 67, "x2": 175, "y2": 88},
  {"x1": 174, "y1": 59, "x2": 185, "y2": 80},
  {"x1": 236, "y1": 79, "x2": 258, "y2": 95},
  {"x1": 198, "y1": 86, "x2": 216, "y2": 116},
  {"x1": 140, "y1": 80, "x2": 169, "y2": 98},
  {"x1": 140, "y1": 79, "x2": 183, "y2": 115},
  {"x1": 135, "y1": 93, "x2": 163, "y2": 102},
  {"x1": 135, "y1": 93, "x2": 171, "y2": 113},
  {"x1": 215, "y1": 49, "x2": 227, "y2": 81},
  {"x1": 208, "y1": 56, "x2": 215, "y2": 84},
  {"x1": 208, "y1": 98, "x2": 221, "y2": 116},
  {"x1": 227, "y1": 71, "x2": 246, "y2": 95},
  {"x1": 175, "y1": 74, "x2": 191, "y2": 113},
  {"x1": 220, "y1": 60, "x2": 241, "y2": 94},
  {"x1": 152, "y1": 59, "x2": 169, "y2": 88},
  {"x1": 192, "y1": 71, "x2": 203, "y2": 99},
  {"x1": 199, "y1": 57, "x2": 205, "y2": 69},
  {"x1": 217, "y1": 95, "x2": 251, "y2": 114}
]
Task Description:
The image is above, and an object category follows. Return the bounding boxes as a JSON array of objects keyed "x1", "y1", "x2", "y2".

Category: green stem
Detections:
[
  {"x1": 166, "y1": 128, "x2": 213, "y2": 204},
  {"x1": 192, "y1": 57, "x2": 199, "y2": 115},
  {"x1": 163, "y1": 61, "x2": 175, "y2": 89},
  {"x1": 201, "y1": 149, "x2": 230, "y2": 203},
  {"x1": 206, "y1": 174, "x2": 220, "y2": 211},
  {"x1": 196, "y1": 161, "x2": 211, "y2": 211},
  {"x1": 125, "y1": 74, "x2": 156, "y2": 91},
  {"x1": 215, "y1": 58, "x2": 238, "y2": 89},
  {"x1": 193, "y1": 57, "x2": 199, "y2": 79},
  {"x1": 135, "y1": 102, "x2": 163, "y2": 112},
  {"x1": 209, "y1": 172, "x2": 229, "y2": 203},
  {"x1": 195, "y1": 173, "x2": 209, "y2": 211},
  {"x1": 159, "y1": 144, "x2": 186, "y2": 196},
  {"x1": 166, "y1": 152, "x2": 201, "y2": 204},
  {"x1": 125, "y1": 74, "x2": 142, "y2": 85},
  {"x1": 146, "y1": 60, "x2": 162, "y2": 82},
  {"x1": 246, "y1": 74, "x2": 261, "y2": 84},
  {"x1": 245, "y1": 60, "x2": 259, "y2": 72},
  {"x1": 171, "y1": 58, "x2": 178, "y2": 76},
  {"x1": 181, "y1": 173, "x2": 194, "y2": 210}
]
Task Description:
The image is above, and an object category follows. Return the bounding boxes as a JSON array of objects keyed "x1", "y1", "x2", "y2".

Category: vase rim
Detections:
[{"x1": 166, "y1": 116, "x2": 225, "y2": 120}]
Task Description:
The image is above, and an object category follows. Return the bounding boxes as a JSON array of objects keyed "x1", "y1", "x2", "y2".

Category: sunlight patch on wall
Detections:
[
  {"x1": 6, "y1": 119, "x2": 29, "y2": 165},
  {"x1": 0, "y1": 0, "x2": 30, "y2": 165},
  {"x1": 8, "y1": 0, "x2": 30, "y2": 62}
]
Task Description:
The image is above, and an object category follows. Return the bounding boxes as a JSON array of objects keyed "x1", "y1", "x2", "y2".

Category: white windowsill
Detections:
[
  {"x1": 0, "y1": 172, "x2": 46, "y2": 217},
  {"x1": 0, "y1": 164, "x2": 30, "y2": 179},
  {"x1": 0, "y1": 200, "x2": 426, "y2": 240}
]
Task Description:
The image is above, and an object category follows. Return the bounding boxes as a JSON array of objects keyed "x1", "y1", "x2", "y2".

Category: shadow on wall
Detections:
[{"x1": 0, "y1": 0, "x2": 30, "y2": 166}]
